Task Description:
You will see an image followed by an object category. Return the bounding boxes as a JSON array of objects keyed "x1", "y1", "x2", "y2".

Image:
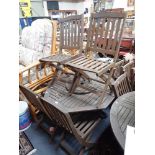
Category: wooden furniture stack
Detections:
[
  {"x1": 19, "y1": 11, "x2": 129, "y2": 155},
  {"x1": 112, "y1": 60, "x2": 135, "y2": 98},
  {"x1": 39, "y1": 14, "x2": 84, "y2": 87},
  {"x1": 20, "y1": 83, "x2": 109, "y2": 154},
  {"x1": 65, "y1": 12, "x2": 126, "y2": 107}
]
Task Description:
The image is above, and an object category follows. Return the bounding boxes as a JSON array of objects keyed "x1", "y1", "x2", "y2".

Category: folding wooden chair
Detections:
[
  {"x1": 40, "y1": 96, "x2": 110, "y2": 155},
  {"x1": 20, "y1": 84, "x2": 111, "y2": 155},
  {"x1": 39, "y1": 14, "x2": 84, "y2": 86},
  {"x1": 19, "y1": 84, "x2": 56, "y2": 137},
  {"x1": 65, "y1": 12, "x2": 126, "y2": 108},
  {"x1": 112, "y1": 72, "x2": 132, "y2": 98},
  {"x1": 122, "y1": 60, "x2": 135, "y2": 90},
  {"x1": 19, "y1": 61, "x2": 54, "y2": 95}
]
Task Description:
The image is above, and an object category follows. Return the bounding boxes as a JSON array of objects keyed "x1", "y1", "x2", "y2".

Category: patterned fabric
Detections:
[{"x1": 19, "y1": 132, "x2": 36, "y2": 155}]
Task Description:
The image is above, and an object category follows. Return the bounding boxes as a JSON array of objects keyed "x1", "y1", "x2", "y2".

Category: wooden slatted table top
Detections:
[
  {"x1": 110, "y1": 91, "x2": 135, "y2": 149},
  {"x1": 44, "y1": 80, "x2": 115, "y2": 113}
]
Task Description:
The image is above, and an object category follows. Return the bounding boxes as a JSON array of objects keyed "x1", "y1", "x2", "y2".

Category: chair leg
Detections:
[
  {"x1": 35, "y1": 114, "x2": 44, "y2": 130},
  {"x1": 55, "y1": 131, "x2": 65, "y2": 150},
  {"x1": 97, "y1": 68, "x2": 114, "y2": 108},
  {"x1": 79, "y1": 147, "x2": 85, "y2": 155},
  {"x1": 48, "y1": 127, "x2": 57, "y2": 144},
  {"x1": 68, "y1": 72, "x2": 81, "y2": 95}
]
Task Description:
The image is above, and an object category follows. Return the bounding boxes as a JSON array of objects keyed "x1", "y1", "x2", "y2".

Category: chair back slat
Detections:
[
  {"x1": 112, "y1": 73, "x2": 132, "y2": 97},
  {"x1": 112, "y1": 59, "x2": 125, "y2": 79},
  {"x1": 59, "y1": 14, "x2": 84, "y2": 54},
  {"x1": 40, "y1": 97, "x2": 73, "y2": 133},
  {"x1": 86, "y1": 12, "x2": 126, "y2": 57},
  {"x1": 19, "y1": 84, "x2": 44, "y2": 111},
  {"x1": 122, "y1": 61, "x2": 134, "y2": 81},
  {"x1": 19, "y1": 85, "x2": 53, "y2": 121}
]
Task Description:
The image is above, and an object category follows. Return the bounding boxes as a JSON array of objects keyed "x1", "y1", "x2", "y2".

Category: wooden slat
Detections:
[
  {"x1": 77, "y1": 20, "x2": 80, "y2": 47},
  {"x1": 71, "y1": 20, "x2": 73, "y2": 47},
  {"x1": 59, "y1": 14, "x2": 82, "y2": 23},
  {"x1": 92, "y1": 11, "x2": 126, "y2": 19},
  {"x1": 106, "y1": 19, "x2": 116, "y2": 51},
  {"x1": 19, "y1": 61, "x2": 40, "y2": 74},
  {"x1": 89, "y1": 61, "x2": 107, "y2": 70},
  {"x1": 65, "y1": 21, "x2": 68, "y2": 47},
  {"x1": 68, "y1": 20, "x2": 71, "y2": 47},
  {"x1": 35, "y1": 65, "x2": 40, "y2": 80},
  {"x1": 27, "y1": 69, "x2": 31, "y2": 83},
  {"x1": 68, "y1": 56, "x2": 85, "y2": 64},
  {"x1": 111, "y1": 19, "x2": 121, "y2": 52},
  {"x1": 82, "y1": 118, "x2": 100, "y2": 138},
  {"x1": 74, "y1": 19, "x2": 77, "y2": 47},
  {"x1": 102, "y1": 18, "x2": 111, "y2": 50},
  {"x1": 83, "y1": 60, "x2": 100, "y2": 68}
]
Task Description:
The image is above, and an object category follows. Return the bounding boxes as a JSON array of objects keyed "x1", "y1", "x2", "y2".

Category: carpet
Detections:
[{"x1": 19, "y1": 132, "x2": 36, "y2": 155}]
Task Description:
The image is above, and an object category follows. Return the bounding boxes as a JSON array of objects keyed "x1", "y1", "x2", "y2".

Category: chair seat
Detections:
[
  {"x1": 55, "y1": 108, "x2": 110, "y2": 154},
  {"x1": 73, "y1": 113, "x2": 102, "y2": 139},
  {"x1": 85, "y1": 107, "x2": 110, "y2": 145},
  {"x1": 66, "y1": 55, "x2": 114, "y2": 76},
  {"x1": 39, "y1": 54, "x2": 73, "y2": 64},
  {"x1": 39, "y1": 54, "x2": 82, "y2": 64}
]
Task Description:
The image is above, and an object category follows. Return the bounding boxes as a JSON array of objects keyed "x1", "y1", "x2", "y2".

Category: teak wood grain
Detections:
[
  {"x1": 110, "y1": 91, "x2": 135, "y2": 149},
  {"x1": 65, "y1": 11, "x2": 126, "y2": 108},
  {"x1": 40, "y1": 14, "x2": 84, "y2": 65}
]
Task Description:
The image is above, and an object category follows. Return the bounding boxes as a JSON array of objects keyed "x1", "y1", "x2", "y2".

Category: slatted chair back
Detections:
[
  {"x1": 122, "y1": 61, "x2": 135, "y2": 90},
  {"x1": 112, "y1": 72, "x2": 132, "y2": 97},
  {"x1": 112, "y1": 59, "x2": 125, "y2": 80},
  {"x1": 105, "y1": 8, "x2": 124, "y2": 13},
  {"x1": 19, "y1": 84, "x2": 51, "y2": 118},
  {"x1": 40, "y1": 97, "x2": 104, "y2": 146},
  {"x1": 86, "y1": 12, "x2": 126, "y2": 59},
  {"x1": 122, "y1": 61, "x2": 134, "y2": 81},
  {"x1": 59, "y1": 14, "x2": 84, "y2": 55},
  {"x1": 40, "y1": 97, "x2": 74, "y2": 134}
]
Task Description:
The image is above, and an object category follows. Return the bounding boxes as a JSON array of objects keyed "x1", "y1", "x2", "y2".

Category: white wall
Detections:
[
  {"x1": 43, "y1": 1, "x2": 48, "y2": 16},
  {"x1": 113, "y1": 0, "x2": 134, "y2": 11}
]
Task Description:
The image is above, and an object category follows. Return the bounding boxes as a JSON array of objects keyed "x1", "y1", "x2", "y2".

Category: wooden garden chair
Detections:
[
  {"x1": 20, "y1": 83, "x2": 110, "y2": 155},
  {"x1": 40, "y1": 95, "x2": 110, "y2": 155},
  {"x1": 39, "y1": 14, "x2": 84, "y2": 86},
  {"x1": 19, "y1": 84, "x2": 56, "y2": 138},
  {"x1": 19, "y1": 61, "x2": 54, "y2": 95},
  {"x1": 65, "y1": 12, "x2": 126, "y2": 108},
  {"x1": 19, "y1": 20, "x2": 58, "y2": 94},
  {"x1": 112, "y1": 72, "x2": 132, "y2": 98},
  {"x1": 122, "y1": 60, "x2": 135, "y2": 90}
]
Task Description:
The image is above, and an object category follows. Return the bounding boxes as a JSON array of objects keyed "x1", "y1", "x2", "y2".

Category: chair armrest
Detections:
[{"x1": 19, "y1": 61, "x2": 41, "y2": 74}]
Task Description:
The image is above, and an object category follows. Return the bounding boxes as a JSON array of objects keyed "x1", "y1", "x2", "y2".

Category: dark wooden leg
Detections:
[
  {"x1": 35, "y1": 114, "x2": 44, "y2": 130},
  {"x1": 79, "y1": 147, "x2": 85, "y2": 155},
  {"x1": 48, "y1": 127, "x2": 57, "y2": 144},
  {"x1": 47, "y1": 64, "x2": 62, "y2": 87},
  {"x1": 55, "y1": 131, "x2": 65, "y2": 150},
  {"x1": 97, "y1": 68, "x2": 114, "y2": 108},
  {"x1": 69, "y1": 72, "x2": 81, "y2": 95}
]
